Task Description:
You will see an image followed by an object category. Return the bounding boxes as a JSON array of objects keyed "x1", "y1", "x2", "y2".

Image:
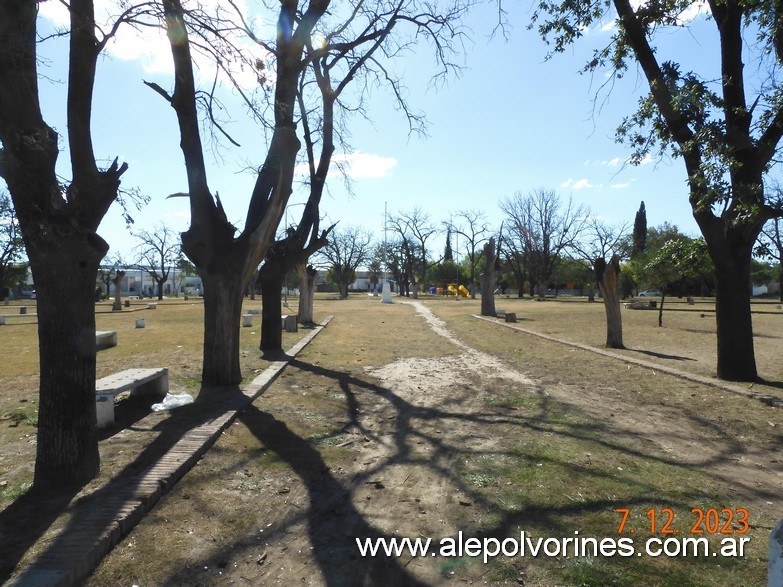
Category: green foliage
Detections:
[
  {"x1": 644, "y1": 237, "x2": 713, "y2": 292},
  {"x1": 631, "y1": 201, "x2": 647, "y2": 258}
]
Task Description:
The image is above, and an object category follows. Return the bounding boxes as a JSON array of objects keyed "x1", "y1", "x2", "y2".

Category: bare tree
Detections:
[
  {"x1": 133, "y1": 224, "x2": 181, "y2": 300},
  {"x1": 388, "y1": 208, "x2": 436, "y2": 298},
  {"x1": 155, "y1": 0, "x2": 474, "y2": 387},
  {"x1": 449, "y1": 209, "x2": 490, "y2": 299},
  {"x1": 571, "y1": 217, "x2": 628, "y2": 302},
  {"x1": 0, "y1": 191, "x2": 26, "y2": 302},
  {"x1": 756, "y1": 217, "x2": 783, "y2": 302},
  {"x1": 319, "y1": 226, "x2": 373, "y2": 299},
  {"x1": 500, "y1": 189, "x2": 585, "y2": 299}
]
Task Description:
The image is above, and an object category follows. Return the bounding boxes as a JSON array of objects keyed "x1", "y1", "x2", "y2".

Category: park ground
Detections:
[{"x1": 1, "y1": 294, "x2": 782, "y2": 585}]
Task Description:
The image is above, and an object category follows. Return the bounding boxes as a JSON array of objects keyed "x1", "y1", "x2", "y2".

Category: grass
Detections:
[{"x1": 1, "y1": 293, "x2": 780, "y2": 586}]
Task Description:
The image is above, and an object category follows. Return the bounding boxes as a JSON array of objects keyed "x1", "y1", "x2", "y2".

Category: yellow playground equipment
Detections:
[{"x1": 446, "y1": 284, "x2": 469, "y2": 297}]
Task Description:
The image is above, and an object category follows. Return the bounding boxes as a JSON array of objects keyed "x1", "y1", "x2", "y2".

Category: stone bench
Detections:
[{"x1": 95, "y1": 368, "x2": 168, "y2": 428}]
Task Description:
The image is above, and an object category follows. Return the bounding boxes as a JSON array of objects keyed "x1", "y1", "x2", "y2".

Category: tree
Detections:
[
  {"x1": 157, "y1": 0, "x2": 473, "y2": 386},
  {"x1": 500, "y1": 189, "x2": 585, "y2": 299},
  {"x1": 320, "y1": 226, "x2": 372, "y2": 299},
  {"x1": 449, "y1": 209, "x2": 490, "y2": 299},
  {"x1": 0, "y1": 1, "x2": 138, "y2": 490},
  {"x1": 756, "y1": 216, "x2": 783, "y2": 301},
  {"x1": 0, "y1": 191, "x2": 26, "y2": 301},
  {"x1": 536, "y1": 0, "x2": 783, "y2": 380},
  {"x1": 480, "y1": 237, "x2": 501, "y2": 316},
  {"x1": 133, "y1": 224, "x2": 180, "y2": 300},
  {"x1": 443, "y1": 228, "x2": 454, "y2": 262},
  {"x1": 631, "y1": 201, "x2": 647, "y2": 259},
  {"x1": 571, "y1": 216, "x2": 628, "y2": 303},
  {"x1": 645, "y1": 237, "x2": 713, "y2": 326},
  {"x1": 388, "y1": 209, "x2": 437, "y2": 298},
  {"x1": 595, "y1": 255, "x2": 624, "y2": 348}
]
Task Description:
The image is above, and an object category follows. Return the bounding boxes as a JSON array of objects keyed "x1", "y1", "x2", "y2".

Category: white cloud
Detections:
[
  {"x1": 610, "y1": 182, "x2": 630, "y2": 189},
  {"x1": 560, "y1": 178, "x2": 597, "y2": 190},
  {"x1": 39, "y1": 0, "x2": 268, "y2": 88},
  {"x1": 295, "y1": 151, "x2": 397, "y2": 180}
]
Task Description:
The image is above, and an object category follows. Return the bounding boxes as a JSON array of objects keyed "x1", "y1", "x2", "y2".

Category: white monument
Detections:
[{"x1": 381, "y1": 281, "x2": 393, "y2": 304}]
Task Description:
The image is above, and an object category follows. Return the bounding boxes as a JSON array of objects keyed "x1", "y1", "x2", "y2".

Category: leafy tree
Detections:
[
  {"x1": 645, "y1": 237, "x2": 713, "y2": 326},
  {"x1": 535, "y1": 0, "x2": 783, "y2": 380},
  {"x1": 0, "y1": 191, "x2": 26, "y2": 301},
  {"x1": 631, "y1": 201, "x2": 647, "y2": 259},
  {"x1": 0, "y1": 0, "x2": 141, "y2": 490},
  {"x1": 443, "y1": 228, "x2": 454, "y2": 263}
]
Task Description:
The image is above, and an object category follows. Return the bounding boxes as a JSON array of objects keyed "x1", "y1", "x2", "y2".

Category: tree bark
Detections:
[
  {"x1": 30, "y1": 243, "x2": 102, "y2": 489},
  {"x1": 712, "y1": 246, "x2": 757, "y2": 380},
  {"x1": 596, "y1": 255, "x2": 624, "y2": 349},
  {"x1": 200, "y1": 267, "x2": 245, "y2": 389},
  {"x1": 259, "y1": 269, "x2": 284, "y2": 354},
  {"x1": 297, "y1": 264, "x2": 316, "y2": 324},
  {"x1": 480, "y1": 238, "x2": 499, "y2": 317}
]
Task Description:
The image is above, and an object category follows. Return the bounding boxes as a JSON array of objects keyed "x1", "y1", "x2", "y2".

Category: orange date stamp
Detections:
[{"x1": 615, "y1": 507, "x2": 750, "y2": 535}]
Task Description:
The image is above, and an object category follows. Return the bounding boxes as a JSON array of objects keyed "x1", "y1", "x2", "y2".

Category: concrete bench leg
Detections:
[
  {"x1": 131, "y1": 371, "x2": 169, "y2": 398},
  {"x1": 96, "y1": 394, "x2": 115, "y2": 428}
]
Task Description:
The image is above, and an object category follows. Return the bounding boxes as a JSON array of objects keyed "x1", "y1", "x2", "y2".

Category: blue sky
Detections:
[{"x1": 19, "y1": 0, "x2": 720, "y2": 261}]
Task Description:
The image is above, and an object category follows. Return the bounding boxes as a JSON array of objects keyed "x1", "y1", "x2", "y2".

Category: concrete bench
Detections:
[{"x1": 95, "y1": 368, "x2": 168, "y2": 428}]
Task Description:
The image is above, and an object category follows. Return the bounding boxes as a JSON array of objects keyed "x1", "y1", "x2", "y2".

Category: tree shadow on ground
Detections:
[
  {"x1": 626, "y1": 348, "x2": 696, "y2": 361},
  {"x1": 1, "y1": 385, "x2": 248, "y2": 585},
  {"x1": 237, "y1": 405, "x2": 428, "y2": 587},
  {"x1": 162, "y1": 350, "x2": 774, "y2": 585}
]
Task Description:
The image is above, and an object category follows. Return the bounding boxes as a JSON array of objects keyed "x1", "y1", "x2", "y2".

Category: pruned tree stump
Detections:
[{"x1": 504, "y1": 312, "x2": 517, "y2": 323}]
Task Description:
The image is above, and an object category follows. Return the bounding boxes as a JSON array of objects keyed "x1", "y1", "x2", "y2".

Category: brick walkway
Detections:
[{"x1": 8, "y1": 317, "x2": 332, "y2": 587}]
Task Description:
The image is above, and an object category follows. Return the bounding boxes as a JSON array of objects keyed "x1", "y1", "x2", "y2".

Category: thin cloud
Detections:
[
  {"x1": 295, "y1": 151, "x2": 397, "y2": 180},
  {"x1": 560, "y1": 178, "x2": 597, "y2": 190},
  {"x1": 610, "y1": 182, "x2": 630, "y2": 189}
]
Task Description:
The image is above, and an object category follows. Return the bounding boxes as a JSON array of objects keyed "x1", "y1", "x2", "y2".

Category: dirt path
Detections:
[{"x1": 88, "y1": 300, "x2": 781, "y2": 586}]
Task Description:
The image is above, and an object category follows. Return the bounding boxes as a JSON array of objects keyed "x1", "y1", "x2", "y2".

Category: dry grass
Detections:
[{"x1": 2, "y1": 293, "x2": 781, "y2": 586}]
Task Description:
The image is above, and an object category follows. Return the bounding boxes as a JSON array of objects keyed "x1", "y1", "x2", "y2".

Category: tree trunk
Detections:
[
  {"x1": 411, "y1": 282, "x2": 419, "y2": 299},
  {"x1": 596, "y1": 255, "x2": 624, "y2": 349},
  {"x1": 200, "y1": 269, "x2": 245, "y2": 388},
  {"x1": 112, "y1": 272, "x2": 124, "y2": 310},
  {"x1": 712, "y1": 249, "x2": 757, "y2": 380},
  {"x1": 339, "y1": 279, "x2": 349, "y2": 299},
  {"x1": 30, "y1": 245, "x2": 101, "y2": 491},
  {"x1": 658, "y1": 292, "x2": 665, "y2": 327},
  {"x1": 259, "y1": 265, "x2": 284, "y2": 353},
  {"x1": 779, "y1": 268, "x2": 782, "y2": 303},
  {"x1": 157, "y1": 278, "x2": 165, "y2": 300},
  {"x1": 480, "y1": 238, "x2": 499, "y2": 317},
  {"x1": 297, "y1": 264, "x2": 316, "y2": 324}
]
